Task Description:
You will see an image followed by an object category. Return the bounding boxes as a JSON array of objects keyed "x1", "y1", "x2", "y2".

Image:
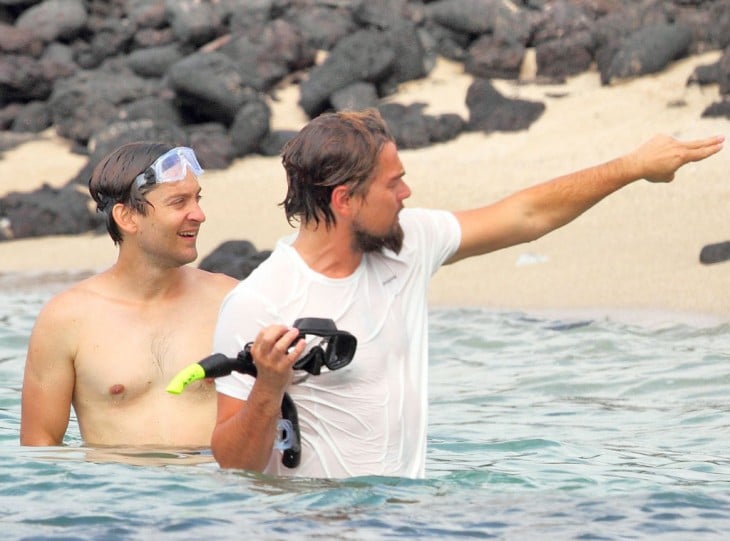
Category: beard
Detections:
[{"x1": 352, "y1": 222, "x2": 404, "y2": 254}]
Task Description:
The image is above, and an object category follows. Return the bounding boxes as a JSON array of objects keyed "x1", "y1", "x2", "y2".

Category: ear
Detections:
[
  {"x1": 111, "y1": 203, "x2": 139, "y2": 237},
  {"x1": 331, "y1": 185, "x2": 357, "y2": 218}
]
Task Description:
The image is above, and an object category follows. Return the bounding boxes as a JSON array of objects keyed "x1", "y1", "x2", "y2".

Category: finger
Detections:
[
  {"x1": 257, "y1": 324, "x2": 292, "y2": 347},
  {"x1": 687, "y1": 142, "x2": 724, "y2": 163},
  {"x1": 683, "y1": 135, "x2": 725, "y2": 150},
  {"x1": 251, "y1": 327, "x2": 301, "y2": 375},
  {"x1": 251, "y1": 325, "x2": 294, "y2": 367},
  {"x1": 271, "y1": 328, "x2": 303, "y2": 369},
  {"x1": 273, "y1": 327, "x2": 301, "y2": 352},
  {"x1": 681, "y1": 137, "x2": 724, "y2": 161},
  {"x1": 288, "y1": 334, "x2": 307, "y2": 359}
]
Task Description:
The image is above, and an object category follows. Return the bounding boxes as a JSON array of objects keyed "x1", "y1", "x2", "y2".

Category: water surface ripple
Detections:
[{"x1": 2, "y1": 292, "x2": 729, "y2": 539}]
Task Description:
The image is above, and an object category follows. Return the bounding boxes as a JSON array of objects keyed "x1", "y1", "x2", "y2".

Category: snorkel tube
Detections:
[
  {"x1": 166, "y1": 353, "x2": 246, "y2": 395},
  {"x1": 165, "y1": 364, "x2": 204, "y2": 395},
  {"x1": 166, "y1": 318, "x2": 356, "y2": 469}
]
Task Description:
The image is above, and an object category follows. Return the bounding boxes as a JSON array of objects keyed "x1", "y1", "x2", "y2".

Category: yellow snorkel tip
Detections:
[{"x1": 166, "y1": 363, "x2": 207, "y2": 395}]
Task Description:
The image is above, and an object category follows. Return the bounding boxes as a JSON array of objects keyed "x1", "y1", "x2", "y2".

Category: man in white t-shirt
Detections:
[{"x1": 211, "y1": 109, "x2": 723, "y2": 479}]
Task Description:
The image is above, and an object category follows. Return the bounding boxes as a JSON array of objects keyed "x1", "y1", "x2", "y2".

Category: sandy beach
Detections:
[{"x1": 1, "y1": 52, "x2": 728, "y2": 322}]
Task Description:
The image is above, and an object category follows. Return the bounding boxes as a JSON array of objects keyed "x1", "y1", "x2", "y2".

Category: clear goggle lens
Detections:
[{"x1": 135, "y1": 147, "x2": 204, "y2": 188}]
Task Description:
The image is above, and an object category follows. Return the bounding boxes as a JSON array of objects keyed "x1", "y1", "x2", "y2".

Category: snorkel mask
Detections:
[
  {"x1": 166, "y1": 318, "x2": 357, "y2": 469},
  {"x1": 135, "y1": 146, "x2": 204, "y2": 188}
]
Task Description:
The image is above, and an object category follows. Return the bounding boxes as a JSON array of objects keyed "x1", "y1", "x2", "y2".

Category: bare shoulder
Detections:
[
  {"x1": 37, "y1": 274, "x2": 103, "y2": 320},
  {"x1": 184, "y1": 267, "x2": 238, "y2": 298},
  {"x1": 30, "y1": 274, "x2": 108, "y2": 344}
]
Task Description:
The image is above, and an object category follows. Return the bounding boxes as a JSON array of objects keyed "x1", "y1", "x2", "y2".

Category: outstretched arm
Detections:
[
  {"x1": 20, "y1": 299, "x2": 76, "y2": 446},
  {"x1": 450, "y1": 134, "x2": 725, "y2": 263},
  {"x1": 211, "y1": 325, "x2": 305, "y2": 471}
]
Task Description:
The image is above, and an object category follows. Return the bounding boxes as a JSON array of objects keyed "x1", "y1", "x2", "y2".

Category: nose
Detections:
[
  {"x1": 189, "y1": 200, "x2": 206, "y2": 223},
  {"x1": 399, "y1": 180, "x2": 412, "y2": 201}
]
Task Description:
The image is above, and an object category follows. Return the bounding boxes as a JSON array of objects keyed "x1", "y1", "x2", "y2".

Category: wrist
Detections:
[
  {"x1": 603, "y1": 154, "x2": 642, "y2": 188},
  {"x1": 247, "y1": 381, "x2": 286, "y2": 416}
]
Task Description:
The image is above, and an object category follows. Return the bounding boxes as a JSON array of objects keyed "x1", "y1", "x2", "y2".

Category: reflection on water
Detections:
[
  {"x1": 17, "y1": 446, "x2": 217, "y2": 467},
  {"x1": 2, "y1": 284, "x2": 730, "y2": 539}
]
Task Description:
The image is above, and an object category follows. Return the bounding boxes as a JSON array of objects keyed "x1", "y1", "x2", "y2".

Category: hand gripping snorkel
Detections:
[{"x1": 166, "y1": 318, "x2": 357, "y2": 468}]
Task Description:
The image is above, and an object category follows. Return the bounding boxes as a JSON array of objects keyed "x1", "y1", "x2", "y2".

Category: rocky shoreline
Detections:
[{"x1": 1, "y1": 0, "x2": 728, "y2": 268}]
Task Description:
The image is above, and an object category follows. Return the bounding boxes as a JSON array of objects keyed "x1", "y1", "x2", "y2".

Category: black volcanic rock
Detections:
[
  {"x1": 700, "y1": 241, "x2": 730, "y2": 265},
  {"x1": 465, "y1": 79, "x2": 545, "y2": 133},
  {"x1": 299, "y1": 29, "x2": 396, "y2": 118},
  {"x1": 0, "y1": 0, "x2": 726, "y2": 252},
  {"x1": 602, "y1": 23, "x2": 693, "y2": 84},
  {"x1": 0, "y1": 183, "x2": 100, "y2": 240},
  {"x1": 198, "y1": 240, "x2": 272, "y2": 280},
  {"x1": 166, "y1": 51, "x2": 259, "y2": 125}
]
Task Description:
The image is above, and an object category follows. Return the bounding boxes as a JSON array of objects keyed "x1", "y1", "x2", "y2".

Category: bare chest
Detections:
[{"x1": 73, "y1": 303, "x2": 217, "y2": 403}]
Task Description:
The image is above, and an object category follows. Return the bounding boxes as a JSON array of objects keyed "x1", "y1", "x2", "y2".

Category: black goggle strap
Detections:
[{"x1": 279, "y1": 393, "x2": 302, "y2": 468}]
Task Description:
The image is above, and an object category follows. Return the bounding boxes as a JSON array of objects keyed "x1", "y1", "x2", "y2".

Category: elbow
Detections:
[
  {"x1": 523, "y1": 213, "x2": 564, "y2": 243},
  {"x1": 210, "y1": 431, "x2": 237, "y2": 469},
  {"x1": 211, "y1": 443, "x2": 240, "y2": 470},
  {"x1": 212, "y1": 449, "x2": 267, "y2": 472},
  {"x1": 211, "y1": 450, "x2": 238, "y2": 470},
  {"x1": 211, "y1": 429, "x2": 268, "y2": 472},
  {"x1": 20, "y1": 431, "x2": 59, "y2": 447}
]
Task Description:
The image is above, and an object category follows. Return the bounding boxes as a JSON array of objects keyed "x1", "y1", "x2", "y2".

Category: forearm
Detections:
[
  {"x1": 453, "y1": 133, "x2": 723, "y2": 261},
  {"x1": 211, "y1": 387, "x2": 284, "y2": 471},
  {"x1": 211, "y1": 324, "x2": 305, "y2": 470},
  {"x1": 522, "y1": 154, "x2": 638, "y2": 235},
  {"x1": 453, "y1": 155, "x2": 637, "y2": 260},
  {"x1": 533, "y1": 132, "x2": 726, "y2": 225}
]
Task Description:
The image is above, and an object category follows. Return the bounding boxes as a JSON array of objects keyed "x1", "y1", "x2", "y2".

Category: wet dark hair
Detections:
[
  {"x1": 280, "y1": 108, "x2": 394, "y2": 228},
  {"x1": 88, "y1": 141, "x2": 173, "y2": 244}
]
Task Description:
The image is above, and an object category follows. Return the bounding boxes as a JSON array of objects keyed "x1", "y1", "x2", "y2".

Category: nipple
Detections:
[{"x1": 109, "y1": 384, "x2": 126, "y2": 396}]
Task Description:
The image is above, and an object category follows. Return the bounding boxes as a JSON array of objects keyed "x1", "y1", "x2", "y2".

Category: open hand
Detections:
[{"x1": 631, "y1": 134, "x2": 724, "y2": 183}]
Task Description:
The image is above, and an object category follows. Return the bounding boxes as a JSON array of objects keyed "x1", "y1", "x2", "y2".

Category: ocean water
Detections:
[{"x1": 1, "y1": 284, "x2": 730, "y2": 540}]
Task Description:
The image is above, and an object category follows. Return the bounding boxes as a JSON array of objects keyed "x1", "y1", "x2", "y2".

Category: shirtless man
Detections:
[{"x1": 20, "y1": 142, "x2": 238, "y2": 447}]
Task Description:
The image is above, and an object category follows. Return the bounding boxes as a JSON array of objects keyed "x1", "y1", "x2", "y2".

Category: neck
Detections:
[
  {"x1": 108, "y1": 254, "x2": 189, "y2": 301},
  {"x1": 292, "y1": 223, "x2": 362, "y2": 278}
]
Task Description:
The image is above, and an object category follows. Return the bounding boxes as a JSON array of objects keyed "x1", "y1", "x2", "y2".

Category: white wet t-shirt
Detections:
[{"x1": 214, "y1": 208, "x2": 461, "y2": 479}]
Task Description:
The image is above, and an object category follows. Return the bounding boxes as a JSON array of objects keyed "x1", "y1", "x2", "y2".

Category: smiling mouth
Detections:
[{"x1": 179, "y1": 231, "x2": 197, "y2": 238}]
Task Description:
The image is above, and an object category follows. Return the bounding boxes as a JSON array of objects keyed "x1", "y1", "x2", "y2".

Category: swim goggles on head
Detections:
[
  {"x1": 165, "y1": 318, "x2": 357, "y2": 469},
  {"x1": 134, "y1": 146, "x2": 204, "y2": 188}
]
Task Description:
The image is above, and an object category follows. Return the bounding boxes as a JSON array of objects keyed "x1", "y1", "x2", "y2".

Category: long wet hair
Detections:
[
  {"x1": 89, "y1": 141, "x2": 172, "y2": 245},
  {"x1": 280, "y1": 108, "x2": 395, "y2": 228}
]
